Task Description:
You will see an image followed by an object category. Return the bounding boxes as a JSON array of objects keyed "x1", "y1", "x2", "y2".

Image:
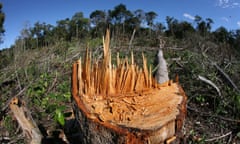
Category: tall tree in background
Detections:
[
  {"x1": 53, "y1": 18, "x2": 71, "y2": 41},
  {"x1": 90, "y1": 10, "x2": 106, "y2": 27},
  {"x1": 31, "y1": 22, "x2": 54, "y2": 48},
  {"x1": 206, "y1": 18, "x2": 214, "y2": 32},
  {"x1": 70, "y1": 12, "x2": 90, "y2": 39},
  {"x1": 145, "y1": 11, "x2": 157, "y2": 34},
  {"x1": 194, "y1": 15, "x2": 213, "y2": 37},
  {"x1": 109, "y1": 4, "x2": 132, "y2": 34},
  {"x1": 213, "y1": 26, "x2": 230, "y2": 43},
  {"x1": 133, "y1": 9, "x2": 146, "y2": 30},
  {"x1": 194, "y1": 15, "x2": 202, "y2": 26},
  {"x1": 153, "y1": 22, "x2": 166, "y2": 35},
  {"x1": 110, "y1": 4, "x2": 131, "y2": 25},
  {"x1": 174, "y1": 21, "x2": 195, "y2": 39},
  {"x1": 90, "y1": 10, "x2": 107, "y2": 37},
  {"x1": 165, "y1": 16, "x2": 177, "y2": 37},
  {"x1": 145, "y1": 11, "x2": 157, "y2": 28},
  {"x1": 234, "y1": 29, "x2": 240, "y2": 53},
  {"x1": 0, "y1": 3, "x2": 5, "y2": 44}
]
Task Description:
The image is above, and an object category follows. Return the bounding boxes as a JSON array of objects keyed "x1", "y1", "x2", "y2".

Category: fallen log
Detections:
[
  {"x1": 9, "y1": 98, "x2": 43, "y2": 144},
  {"x1": 71, "y1": 29, "x2": 187, "y2": 144}
]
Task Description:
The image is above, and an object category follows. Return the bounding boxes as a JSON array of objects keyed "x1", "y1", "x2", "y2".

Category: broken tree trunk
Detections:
[
  {"x1": 9, "y1": 97, "x2": 43, "y2": 144},
  {"x1": 71, "y1": 29, "x2": 187, "y2": 144},
  {"x1": 155, "y1": 48, "x2": 169, "y2": 84}
]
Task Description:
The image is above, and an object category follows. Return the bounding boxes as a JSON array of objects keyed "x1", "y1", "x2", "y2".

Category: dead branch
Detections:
[
  {"x1": 46, "y1": 72, "x2": 58, "y2": 94},
  {"x1": 205, "y1": 131, "x2": 232, "y2": 142},
  {"x1": 128, "y1": 28, "x2": 136, "y2": 52},
  {"x1": 212, "y1": 62, "x2": 240, "y2": 93},
  {"x1": 9, "y1": 98, "x2": 43, "y2": 144},
  {"x1": 198, "y1": 75, "x2": 221, "y2": 96},
  {"x1": 187, "y1": 106, "x2": 240, "y2": 123},
  {"x1": 1, "y1": 86, "x2": 28, "y2": 112},
  {"x1": 14, "y1": 66, "x2": 22, "y2": 91},
  {"x1": 65, "y1": 52, "x2": 80, "y2": 62},
  {"x1": 167, "y1": 47, "x2": 185, "y2": 50}
]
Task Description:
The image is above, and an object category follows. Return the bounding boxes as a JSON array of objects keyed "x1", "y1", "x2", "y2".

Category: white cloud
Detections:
[
  {"x1": 218, "y1": 0, "x2": 231, "y2": 8},
  {"x1": 221, "y1": 17, "x2": 229, "y2": 22},
  {"x1": 237, "y1": 21, "x2": 240, "y2": 27},
  {"x1": 232, "y1": 2, "x2": 240, "y2": 6},
  {"x1": 183, "y1": 13, "x2": 195, "y2": 20},
  {"x1": 217, "y1": 0, "x2": 240, "y2": 8},
  {"x1": 219, "y1": 0, "x2": 230, "y2": 5}
]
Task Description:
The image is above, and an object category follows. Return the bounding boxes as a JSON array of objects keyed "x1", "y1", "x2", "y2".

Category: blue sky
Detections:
[{"x1": 0, "y1": 0, "x2": 240, "y2": 49}]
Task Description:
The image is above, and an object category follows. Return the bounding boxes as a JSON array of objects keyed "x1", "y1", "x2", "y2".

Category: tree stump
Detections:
[{"x1": 71, "y1": 30, "x2": 187, "y2": 144}]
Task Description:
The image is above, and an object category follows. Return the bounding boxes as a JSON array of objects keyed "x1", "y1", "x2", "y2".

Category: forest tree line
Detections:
[{"x1": 1, "y1": 3, "x2": 240, "y2": 54}]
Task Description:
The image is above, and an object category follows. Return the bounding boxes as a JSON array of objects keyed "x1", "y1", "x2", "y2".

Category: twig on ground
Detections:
[
  {"x1": 46, "y1": 72, "x2": 58, "y2": 94},
  {"x1": 198, "y1": 75, "x2": 221, "y2": 96},
  {"x1": 167, "y1": 47, "x2": 185, "y2": 50},
  {"x1": 14, "y1": 64, "x2": 23, "y2": 91},
  {"x1": 0, "y1": 136, "x2": 10, "y2": 142},
  {"x1": 227, "y1": 133, "x2": 233, "y2": 144},
  {"x1": 24, "y1": 68, "x2": 30, "y2": 83},
  {"x1": 8, "y1": 133, "x2": 25, "y2": 144},
  {"x1": 1, "y1": 86, "x2": 28, "y2": 112},
  {"x1": 187, "y1": 106, "x2": 240, "y2": 123},
  {"x1": 205, "y1": 131, "x2": 232, "y2": 142}
]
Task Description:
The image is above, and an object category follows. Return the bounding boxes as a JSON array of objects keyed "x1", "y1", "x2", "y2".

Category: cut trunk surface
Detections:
[{"x1": 71, "y1": 30, "x2": 187, "y2": 144}]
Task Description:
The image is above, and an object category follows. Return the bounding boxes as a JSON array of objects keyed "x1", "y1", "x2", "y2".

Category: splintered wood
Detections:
[
  {"x1": 76, "y1": 30, "x2": 160, "y2": 97},
  {"x1": 72, "y1": 29, "x2": 187, "y2": 143}
]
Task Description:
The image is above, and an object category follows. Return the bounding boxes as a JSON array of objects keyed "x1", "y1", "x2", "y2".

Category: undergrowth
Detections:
[{"x1": 0, "y1": 37, "x2": 240, "y2": 143}]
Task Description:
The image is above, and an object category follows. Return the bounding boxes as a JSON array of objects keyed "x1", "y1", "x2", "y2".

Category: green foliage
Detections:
[
  {"x1": 54, "y1": 108, "x2": 65, "y2": 126},
  {"x1": 27, "y1": 73, "x2": 49, "y2": 98},
  {"x1": 26, "y1": 72, "x2": 70, "y2": 126},
  {"x1": 87, "y1": 37, "x2": 102, "y2": 48},
  {"x1": 0, "y1": 49, "x2": 12, "y2": 69},
  {"x1": 195, "y1": 94, "x2": 206, "y2": 103},
  {"x1": 234, "y1": 93, "x2": 240, "y2": 113},
  {"x1": 3, "y1": 115, "x2": 14, "y2": 133}
]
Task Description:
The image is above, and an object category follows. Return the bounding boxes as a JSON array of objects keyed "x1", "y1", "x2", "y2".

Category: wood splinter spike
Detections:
[{"x1": 71, "y1": 29, "x2": 187, "y2": 144}]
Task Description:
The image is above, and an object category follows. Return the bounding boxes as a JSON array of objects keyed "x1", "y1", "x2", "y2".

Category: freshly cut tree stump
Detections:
[{"x1": 71, "y1": 30, "x2": 187, "y2": 144}]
